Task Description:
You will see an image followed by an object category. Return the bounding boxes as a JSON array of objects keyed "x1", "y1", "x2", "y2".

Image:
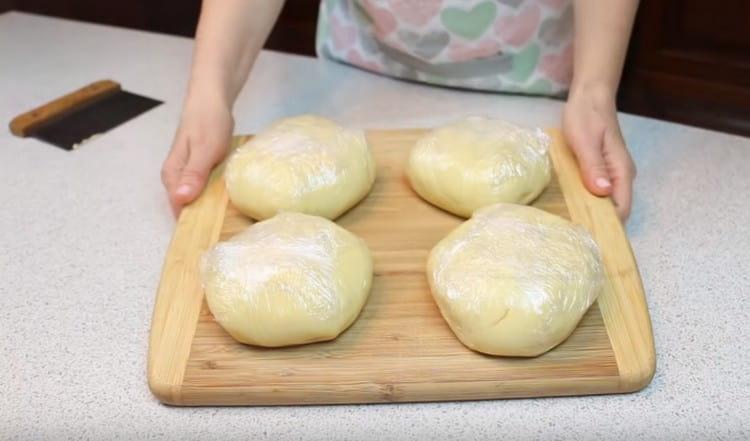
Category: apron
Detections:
[{"x1": 316, "y1": 0, "x2": 574, "y2": 96}]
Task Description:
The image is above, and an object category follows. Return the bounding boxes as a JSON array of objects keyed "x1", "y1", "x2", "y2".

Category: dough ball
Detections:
[
  {"x1": 200, "y1": 212, "x2": 373, "y2": 347},
  {"x1": 225, "y1": 115, "x2": 376, "y2": 220},
  {"x1": 427, "y1": 203, "x2": 604, "y2": 357},
  {"x1": 407, "y1": 117, "x2": 551, "y2": 218}
]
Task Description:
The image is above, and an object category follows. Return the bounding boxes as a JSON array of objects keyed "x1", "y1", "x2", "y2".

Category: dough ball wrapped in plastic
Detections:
[
  {"x1": 225, "y1": 114, "x2": 376, "y2": 221},
  {"x1": 427, "y1": 203, "x2": 604, "y2": 357},
  {"x1": 407, "y1": 117, "x2": 551, "y2": 218},
  {"x1": 200, "y1": 212, "x2": 373, "y2": 347}
]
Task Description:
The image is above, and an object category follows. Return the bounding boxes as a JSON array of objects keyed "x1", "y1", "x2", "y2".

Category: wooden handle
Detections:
[{"x1": 9, "y1": 80, "x2": 122, "y2": 137}]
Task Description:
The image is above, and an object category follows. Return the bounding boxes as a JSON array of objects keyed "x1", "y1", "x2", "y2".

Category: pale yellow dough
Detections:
[
  {"x1": 427, "y1": 203, "x2": 604, "y2": 357},
  {"x1": 225, "y1": 115, "x2": 376, "y2": 221},
  {"x1": 199, "y1": 212, "x2": 373, "y2": 347},
  {"x1": 407, "y1": 117, "x2": 551, "y2": 218}
]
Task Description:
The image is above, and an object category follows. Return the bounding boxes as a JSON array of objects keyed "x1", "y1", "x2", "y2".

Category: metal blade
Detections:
[{"x1": 31, "y1": 91, "x2": 162, "y2": 150}]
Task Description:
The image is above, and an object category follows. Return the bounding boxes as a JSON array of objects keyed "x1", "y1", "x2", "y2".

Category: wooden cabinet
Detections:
[
  {"x1": 265, "y1": 2, "x2": 320, "y2": 56},
  {"x1": 618, "y1": 0, "x2": 750, "y2": 136},
  {"x1": 9, "y1": 0, "x2": 202, "y2": 36}
]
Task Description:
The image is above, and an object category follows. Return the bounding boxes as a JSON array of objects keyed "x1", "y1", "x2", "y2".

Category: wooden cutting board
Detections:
[{"x1": 148, "y1": 129, "x2": 655, "y2": 406}]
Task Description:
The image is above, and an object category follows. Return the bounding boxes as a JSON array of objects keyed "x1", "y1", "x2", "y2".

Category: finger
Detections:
[
  {"x1": 172, "y1": 141, "x2": 221, "y2": 210},
  {"x1": 161, "y1": 136, "x2": 189, "y2": 215},
  {"x1": 611, "y1": 173, "x2": 632, "y2": 220},
  {"x1": 603, "y1": 130, "x2": 635, "y2": 220},
  {"x1": 568, "y1": 128, "x2": 613, "y2": 197},
  {"x1": 162, "y1": 139, "x2": 187, "y2": 191}
]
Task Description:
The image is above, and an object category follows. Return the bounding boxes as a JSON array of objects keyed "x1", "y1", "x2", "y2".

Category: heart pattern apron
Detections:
[{"x1": 316, "y1": 0, "x2": 574, "y2": 96}]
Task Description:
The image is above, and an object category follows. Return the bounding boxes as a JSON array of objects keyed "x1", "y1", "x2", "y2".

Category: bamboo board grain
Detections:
[{"x1": 148, "y1": 129, "x2": 655, "y2": 405}]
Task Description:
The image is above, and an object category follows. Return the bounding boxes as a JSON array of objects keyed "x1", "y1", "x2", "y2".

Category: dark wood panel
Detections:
[
  {"x1": 618, "y1": 0, "x2": 750, "y2": 136},
  {"x1": 620, "y1": 70, "x2": 750, "y2": 135},
  {"x1": 265, "y1": 1, "x2": 318, "y2": 56},
  {"x1": 1, "y1": 0, "x2": 15, "y2": 13},
  {"x1": 14, "y1": 0, "x2": 201, "y2": 36},
  {"x1": 665, "y1": 0, "x2": 750, "y2": 58},
  {"x1": 624, "y1": 0, "x2": 750, "y2": 86},
  {"x1": 12, "y1": 0, "x2": 319, "y2": 51}
]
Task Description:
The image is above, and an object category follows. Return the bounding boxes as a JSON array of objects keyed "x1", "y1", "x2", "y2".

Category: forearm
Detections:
[
  {"x1": 570, "y1": 0, "x2": 639, "y2": 99},
  {"x1": 187, "y1": 0, "x2": 285, "y2": 107}
]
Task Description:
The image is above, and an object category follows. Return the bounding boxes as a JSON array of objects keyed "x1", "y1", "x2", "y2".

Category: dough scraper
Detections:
[{"x1": 9, "y1": 80, "x2": 162, "y2": 150}]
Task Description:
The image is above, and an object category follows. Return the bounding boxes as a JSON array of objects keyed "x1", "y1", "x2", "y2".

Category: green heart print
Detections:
[
  {"x1": 508, "y1": 44, "x2": 540, "y2": 82},
  {"x1": 441, "y1": 2, "x2": 498, "y2": 40},
  {"x1": 526, "y1": 79, "x2": 553, "y2": 95}
]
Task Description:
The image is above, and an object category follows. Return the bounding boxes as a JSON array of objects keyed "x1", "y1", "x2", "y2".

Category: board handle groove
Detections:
[{"x1": 9, "y1": 79, "x2": 122, "y2": 137}]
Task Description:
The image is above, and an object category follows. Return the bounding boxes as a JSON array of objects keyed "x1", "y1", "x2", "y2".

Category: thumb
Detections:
[
  {"x1": 173, "y1": 146, "x2": 217, "y2": 207},
  {"x1": 569, "y1": 132, "x2": 613, "y2": 197}
]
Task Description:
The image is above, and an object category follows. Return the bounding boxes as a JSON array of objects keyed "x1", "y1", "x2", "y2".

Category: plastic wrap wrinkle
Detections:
[
  {"x1": 407, "y1": 116, "x2": 552, "y2": 218},
  {"x1": 200, "y1": 212, "x2": 373, "y2": 347},
  {"x1": 225, "y1": 114, "x2": 376, "y2": 220},
  {"x1": 427, "y1": 203, "x2": 604, "y2": 357}
]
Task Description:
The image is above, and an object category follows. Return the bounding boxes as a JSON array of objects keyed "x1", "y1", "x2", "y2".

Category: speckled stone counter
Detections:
[{"x1": 1, "y1": 12, "x2": 748, "y2": 441}]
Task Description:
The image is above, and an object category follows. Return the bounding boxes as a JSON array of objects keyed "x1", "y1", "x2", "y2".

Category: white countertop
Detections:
[{"x1": 1, "y1": 11, "x2": 749, "y2": 441}]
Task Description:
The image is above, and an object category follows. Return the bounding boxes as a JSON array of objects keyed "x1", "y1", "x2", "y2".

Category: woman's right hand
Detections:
[
  {"x1": 161, "y1": 95, "x2": 234, "y2": 216},
  {"x1": 160, "y1": 0, "x2": 284, "y2": 216}
]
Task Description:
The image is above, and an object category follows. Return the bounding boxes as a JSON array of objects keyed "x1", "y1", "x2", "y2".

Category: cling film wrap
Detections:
[
  {"x1": 427, "y1": 203, "x2": 604, "y2": 357},
  {"x1": 225, "y1": 114, "x2": 376, "y2": 221},
  {"x1": 407, "y1": 116, "x2": 552, "y2": 218},
  {"x1": 199, "y1": 212, "x2": 373, "y2": 347}
]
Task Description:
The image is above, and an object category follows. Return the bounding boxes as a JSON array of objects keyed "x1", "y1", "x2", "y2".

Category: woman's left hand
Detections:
[{"x1": 562, "y1": 85, "x2": 636, "y2": 220}]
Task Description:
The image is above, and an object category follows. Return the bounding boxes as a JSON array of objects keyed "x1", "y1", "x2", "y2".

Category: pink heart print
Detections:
[
  {"x1": 447, "y1": 39, "x2": 502, "y2": 63},
  {"x1": 494, "y1": 4, "x2": 541, "y2": 47},
  {"x1": 362, "y1": 0, "x2": 398, "y2": 38},
  {"x1": 331, "y1": 15, "x2": 358, "y2": 52},
  {"x1": 539, "y1": 43, "x2": 574, "y2": 85},
  {"x1": 388, "y1": 0, "x2": 444, "y2": 27}
]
